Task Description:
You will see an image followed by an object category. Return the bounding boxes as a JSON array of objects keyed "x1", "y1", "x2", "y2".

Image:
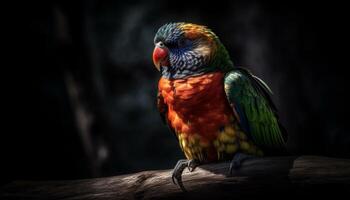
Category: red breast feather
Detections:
[{"x1": 158, "y1": 72, "x2": 234, "y2": 161}]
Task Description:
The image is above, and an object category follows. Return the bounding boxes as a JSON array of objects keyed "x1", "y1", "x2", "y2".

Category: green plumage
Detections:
[{"x1": 224, "y1": 68, "x2": 286, "y2": 149}]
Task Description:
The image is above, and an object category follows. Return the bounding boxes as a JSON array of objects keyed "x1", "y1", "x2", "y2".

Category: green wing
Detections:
[{"x1": 224, "y1": 68, "x2": 286, "y2": 149}]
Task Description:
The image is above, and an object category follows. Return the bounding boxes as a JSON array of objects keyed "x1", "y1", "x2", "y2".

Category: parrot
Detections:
[{"x1": 152, "y1": 22, "x2": 287, "y2": 190}]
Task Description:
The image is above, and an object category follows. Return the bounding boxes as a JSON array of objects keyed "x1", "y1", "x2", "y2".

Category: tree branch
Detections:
[{"x1": 2, "y1": 156, "x2": 350, "y2": 200}]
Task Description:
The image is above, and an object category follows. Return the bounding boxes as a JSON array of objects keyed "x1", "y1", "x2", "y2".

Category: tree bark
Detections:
[{"x1": 2, "y1": 156, "x2": 350, "y2": 200}]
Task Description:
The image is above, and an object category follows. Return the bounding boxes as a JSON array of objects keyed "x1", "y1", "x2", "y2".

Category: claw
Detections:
[
  {"x1": 229, "y1": 153, "x2": 255, "y2": 175},
  {"x1": 187, "y1": 159, "x2": 199, "y2": 172},
  {"x1": 171, "y1": 159, "x2": 199, "y2": 191},
  {"x1": 171, "y1": 159, "x2": 187, "y2": 185}
]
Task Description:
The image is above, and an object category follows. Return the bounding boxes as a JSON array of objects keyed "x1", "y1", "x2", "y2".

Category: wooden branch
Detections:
[{"x1": 2, "y1": 156, "x2": 350, "y2": 200}]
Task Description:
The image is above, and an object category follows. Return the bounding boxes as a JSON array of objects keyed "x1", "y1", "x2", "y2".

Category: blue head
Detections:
[{"x1": 153, "y1": 22, "x2": 231, "y2": 79}]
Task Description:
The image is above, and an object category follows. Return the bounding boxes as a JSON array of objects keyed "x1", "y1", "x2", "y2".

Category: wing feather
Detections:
[{"x1": 224, "y1": 68, "x2": 287, "y2": 150}]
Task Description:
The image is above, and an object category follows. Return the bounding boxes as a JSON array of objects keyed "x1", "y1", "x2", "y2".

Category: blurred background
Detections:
[{"x1": 2, "y1": 0, "x2": 349, "y2": 184}]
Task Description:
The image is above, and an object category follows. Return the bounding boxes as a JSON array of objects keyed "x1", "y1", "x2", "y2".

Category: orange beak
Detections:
[{"x1": 152, "y1": 43, "x2": 170, "y2": 71}]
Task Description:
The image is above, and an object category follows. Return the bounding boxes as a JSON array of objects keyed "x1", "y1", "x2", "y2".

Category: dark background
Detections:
[{"x1": 2, "y1": 0, "x2": 349, "y2": 185}]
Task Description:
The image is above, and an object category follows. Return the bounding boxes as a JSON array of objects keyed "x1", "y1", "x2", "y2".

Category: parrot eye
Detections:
[{"x1": 156, "y1": 41, "x2": 165, "y2": 48}]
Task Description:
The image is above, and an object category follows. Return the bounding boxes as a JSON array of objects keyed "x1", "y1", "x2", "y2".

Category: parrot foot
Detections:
[
  {"x1": 229, "y1": 153, "x2": 255, "y2": 175},
  {"x1": 171, "y1": 159, "x2": 199, "y2": 191}
]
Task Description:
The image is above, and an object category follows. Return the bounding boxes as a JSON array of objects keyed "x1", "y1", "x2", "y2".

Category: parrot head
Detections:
[{"x1": 153, "y1": 22, "x2": 233, "y2": 78}]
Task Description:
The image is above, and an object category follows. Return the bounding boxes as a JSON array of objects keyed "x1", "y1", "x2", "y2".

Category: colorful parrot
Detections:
[{"x1": 152, "y1": 22, "x2": 287, "y2": 190}]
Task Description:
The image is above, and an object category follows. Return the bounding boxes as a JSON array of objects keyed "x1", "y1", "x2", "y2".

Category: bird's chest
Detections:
[
  {"x1": 159, "y1": 73, "x2": 231, "y2": 130},
  {"x1": 159, "y1": 72, "x2": 241, "y2": 161},
  {"x1": 159, "y1": 72, "x2": 226, "y2": 110}
]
